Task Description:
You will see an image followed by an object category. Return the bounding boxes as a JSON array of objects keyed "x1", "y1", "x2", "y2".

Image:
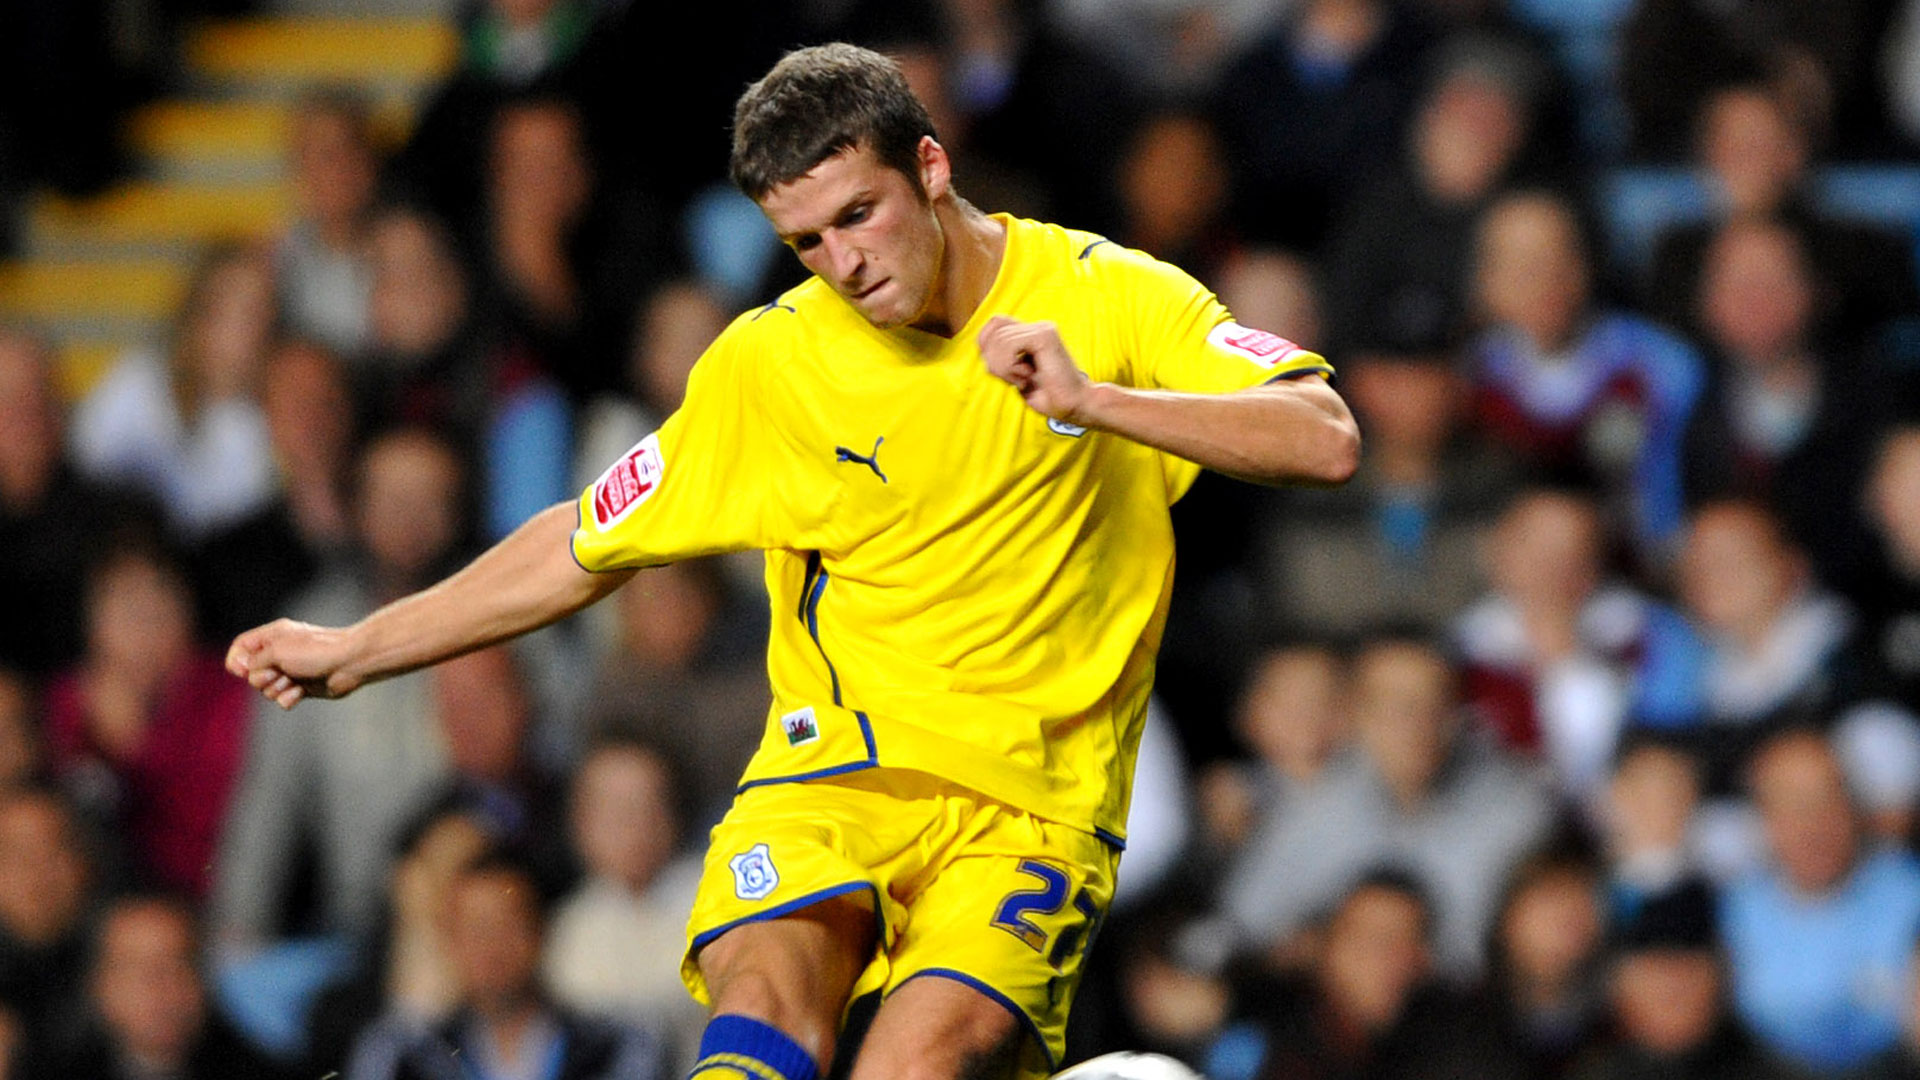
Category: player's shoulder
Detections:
[
  {"x1": 1011, "y1": 215, "x2": 1204, "y2": 300},
  {"x1": 702, "y1": 279, "x2": 842, "y2": 370}
]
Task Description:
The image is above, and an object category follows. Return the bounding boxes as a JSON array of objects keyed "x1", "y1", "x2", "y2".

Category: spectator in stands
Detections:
[
  {"x1": 345, "y1": 855, "x2": 666, "y2": 1080},
  {"x1": 1486, "y1": 853, "x2": 1609, "y2": 1078},
  {"x1": 1050, "y1": 0, "x2": 1279, "y2": 98},
  {"x1": 1855, "y1": 426, "x2": 1920, "y2": 713},
  {"x1": 413, "y1": 645, "x2": 569, "y2": 898},
  {"x1": 1645, "y1": 82, "x2": 1918, "y2": 344},
  {"x1": 495, "y1": 103, "x2": 593, "y2": 280},
  {"x1": 1198, "y1": 645, "x2": 1352, "y2": 861},
  {"x1": 1832, "y1": 704, "x2": 1920, "y2": 848},
  {"x1": 481, "y1": 98, "x2": 636, "y2": 401},
  {"x1": 1113, "y1": 107, "x2": 1235, "y2": 285},
  {"x1": 1219, "y1": 871, "x2": 1528, "y2": 1080},
  {"x1": 1455, "y1": 489, "x2": 1666, "y2": 809},
  {"x1": 544, "y1": 740, "x2": 704, "y2": 1069},
  {"x1": 1258, "y1": 349, "x2": 1509, "y2": 639},
  {"x1": 580, "y1": 560, "x2": 766, "y2": 830},
  {"x1": 211, "y1": 429, "x2": 464, "y2": 952},
  {"x1": 1220, "y1": 635, "x2": 1553, "y2": 977},
  {"x1": 391, "y1": 0, "x2": 602, "y2": 227},
  {"x1": 1601, "y1": 737, "x2": 1713, "y2": 902},
  {"x1": 0, "y1": 333, "x2": 150, "y2": 676},
  {"x1": 1720, "y1": 729, "x2": 1920, "y2": 1074},
  {"x1": 1468, "y1": 189, "x2": 1704, "y2": 559},
  {"x1": 18, "y1": 896, "x2": 288, "y2": 1080},
  {"x1": 1682, "y1": 217, "x2": 1883, "y2": 596},
  {"x1": 1636, "y1": 501, "x2": 1856, "y2": 791},
  {"x1": 44, "y1": 544, "x2": 251, "y2": 899},
  {"x1": 357, "y1": 205, "x2": 488, "y2": 439},
  {"x1": 276, "y1": 91, "x2": 381, "y2": 358},
  {"x1": 1325, "y1": 37, "x2": 1547, "y2": 363},
  {"x1": 1856, "y1": 938, "x2": 1920, "y2": 1080},
  {"x1": 0, "y1": 789, "x2": 93, "y2": 1037},
  {"x1": 70, "y1": 244, "x2": 280, "y2": 540},
  {"x1": 1211, "y1": 0, "x2": 1433, "y2": 250},
  {"x1": 933, "y1": 0, "x2": 1141, "y2": 235},
  {"x1": 302, "y1": 809, "x2": 494, "y2": 1079},
  {"x1": 1620, "y1": 0, "x2": 1894, "y2": 162},
  {"x1": 1570, "y1": 881, "x2": 1787, "y2": 1080},
  {"x1": 193, "y1": 339, "x2": 355, "y2": 642}
]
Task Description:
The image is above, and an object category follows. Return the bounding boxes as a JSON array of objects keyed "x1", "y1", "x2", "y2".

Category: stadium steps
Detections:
[
  {"x1": 0, "y1": 14, "x2": 453, "y2": 396},
  {"x1": 130, "y1": 100, "x2": 294, "y2": 185},
  {"x1": 184, "y1": 17, "x2": 458, "y2": 99},
  {"x1": 0, "y1": 261, "x2": 191, "y2": 353},
  {"x1": 25, "y1": 181, "x2": 292, "y2": 257}
]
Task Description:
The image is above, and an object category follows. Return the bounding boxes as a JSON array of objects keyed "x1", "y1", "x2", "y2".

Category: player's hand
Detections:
[
  {"x1": 978, "y1": 316, "x2": 1094, "y2": 424},
  {"x1": 225, "y1": 619, "x2": 362, "y2": 709}
]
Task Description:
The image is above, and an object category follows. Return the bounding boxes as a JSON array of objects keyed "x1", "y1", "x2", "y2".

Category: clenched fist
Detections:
[
  {"x1": 977, "y1": 316, "x2": 1095, "y2": 425},
  {"x1": 225, "y1": 619, "x2": 361, "y2": 709}
]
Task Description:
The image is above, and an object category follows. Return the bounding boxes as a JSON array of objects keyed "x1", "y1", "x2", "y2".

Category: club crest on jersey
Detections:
[
  {"x1": 1048, "y1": 417, "x2": 1088, "y2": 438},
  {"x1": 729, "y1": 843, "x2": 779, "y2": 900},
  {"x1": 1207, "y1": 321, "x2": 1308, "y2": 368},
  {"x1": 781, "y1": 707, "x2": 820, "y2": 746},
  {"x1": 590, "y1": 433, "x2": 663, "y2": 529}
]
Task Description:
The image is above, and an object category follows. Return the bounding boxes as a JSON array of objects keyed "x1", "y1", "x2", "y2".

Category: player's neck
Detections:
[{"x1": 910, "y1": 198, "x2": 1005, "y2": 338}]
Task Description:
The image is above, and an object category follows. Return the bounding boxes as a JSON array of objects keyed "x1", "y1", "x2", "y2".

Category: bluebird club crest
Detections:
[{"x1": 730, "y1": 843, "x2": 779, "y2": 900}]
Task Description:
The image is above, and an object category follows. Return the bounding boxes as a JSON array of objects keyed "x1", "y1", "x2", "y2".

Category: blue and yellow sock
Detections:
[{"x1": 688, "y1": 1014, "x2": 821, "y2": 1080}]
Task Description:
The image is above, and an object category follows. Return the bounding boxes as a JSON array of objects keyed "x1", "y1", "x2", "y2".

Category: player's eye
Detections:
[{"x1": 792, "y1": 234, "x2": 820, "y2": 252}]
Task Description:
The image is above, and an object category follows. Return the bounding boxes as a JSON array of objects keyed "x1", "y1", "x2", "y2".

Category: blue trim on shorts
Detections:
[
  {"x1": 1092, "y1": 827, "x2": 1127, "y2": 851},
  {"x1": 689, "y1": 880, "x2": 879, "y2": 953},
  {"x1": 892, "y1": 968, "x2": 1057, "y2": 1072}
]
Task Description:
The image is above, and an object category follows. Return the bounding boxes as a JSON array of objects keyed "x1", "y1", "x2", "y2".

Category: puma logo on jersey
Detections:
[{"x1": 835, "y1": 437, "x2": 888, "y2": 483}]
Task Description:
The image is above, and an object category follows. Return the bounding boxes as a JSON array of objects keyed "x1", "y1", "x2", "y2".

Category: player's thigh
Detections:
[
  {"x1": 698, "y1": 891, "x2": 878, "y2": 1065},
  {"x1": 850, "y1": 971, "x2": 1022, "y2": 1080},
  {"x1": 875, "y1": 820, "x2": 1118, "y2": 1078}
]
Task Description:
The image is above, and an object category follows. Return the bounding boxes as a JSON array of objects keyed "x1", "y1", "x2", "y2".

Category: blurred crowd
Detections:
[{"x1": 6, "y1": 0, "x2": 1920, "y2": 1078}]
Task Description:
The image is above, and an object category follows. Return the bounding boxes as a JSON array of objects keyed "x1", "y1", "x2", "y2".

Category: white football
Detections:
[{"x1": 1050, "y1": 1051, "x2": 1207, "y2": 1080}]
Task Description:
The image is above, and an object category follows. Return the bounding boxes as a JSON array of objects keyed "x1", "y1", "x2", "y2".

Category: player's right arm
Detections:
[{"x1": 227, "y1": 501, "x2": 632, "y2": 709}]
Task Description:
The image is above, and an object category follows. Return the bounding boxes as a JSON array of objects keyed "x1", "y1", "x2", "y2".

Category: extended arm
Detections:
[
  {"x1": 978, "y1": 316, "x2": 1361, "y2": 486},
  {"x1": 226, "y1": 502, "x2": 633, "y2": 708}
]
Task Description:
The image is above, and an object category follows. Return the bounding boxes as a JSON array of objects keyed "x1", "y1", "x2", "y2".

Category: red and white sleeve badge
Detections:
[
  {"x1": 1206, "y1": 321, "x2": 1311, "y2": 368},
  {"x1": 589, "y1": 433, "x2": 664, "y2": 530}
]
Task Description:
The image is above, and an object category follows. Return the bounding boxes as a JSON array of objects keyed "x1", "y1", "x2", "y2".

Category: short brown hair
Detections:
[{"x1": 729, "y1": 43, "x2": 937, "y2": 202}]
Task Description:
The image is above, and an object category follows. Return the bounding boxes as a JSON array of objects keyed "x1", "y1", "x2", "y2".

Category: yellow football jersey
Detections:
[{"x1": 572, "y1": 214, "x2": 1330, "y2": 843}]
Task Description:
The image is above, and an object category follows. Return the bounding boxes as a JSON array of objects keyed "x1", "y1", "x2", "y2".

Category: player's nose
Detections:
[{"x1": 823, "y1": 233, "x2": 864, "y2": 286}]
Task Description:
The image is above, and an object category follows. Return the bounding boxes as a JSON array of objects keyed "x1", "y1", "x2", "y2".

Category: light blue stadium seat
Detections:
[
  {"x1": 1599, "y1": 167, "x2": 1711, "y2": 276},
  {"x1": 1813, "y1": 165, "x2": 1920, "y2": 229}
]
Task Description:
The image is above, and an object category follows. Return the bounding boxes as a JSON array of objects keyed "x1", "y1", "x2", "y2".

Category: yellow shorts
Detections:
[{"x1": 681, "y1": 769, "x2": 1120, "y2": 1077}]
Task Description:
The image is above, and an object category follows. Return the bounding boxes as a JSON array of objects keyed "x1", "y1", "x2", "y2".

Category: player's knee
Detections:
[
  {"x1": 703, "y1": 961, "x2": 828, "y2": 1043},
  {"x1": 853, "y1": 981, "x2": 1024, "y2": 1080}
]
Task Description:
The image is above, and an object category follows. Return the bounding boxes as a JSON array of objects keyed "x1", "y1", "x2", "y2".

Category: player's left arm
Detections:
[{"x1": 978, "y1": 315, "x2": 1360, "y2": 487}]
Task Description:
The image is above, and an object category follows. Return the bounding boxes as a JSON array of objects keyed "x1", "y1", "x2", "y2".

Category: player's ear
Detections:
[{"x1": 917, "y1": 135, "x2": 951, "y2": 202}]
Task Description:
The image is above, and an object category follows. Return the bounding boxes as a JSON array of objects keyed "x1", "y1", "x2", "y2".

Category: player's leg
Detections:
[
  {"x1": 692, "y1": 892, "x2": 878, "y2": 1079},
  {"x1": 847, "y1": 973, "x2": 1023, "y2": 1080},
  {"x1": 853, "y1": 800, "x2": 1121, "y2": 1080}
]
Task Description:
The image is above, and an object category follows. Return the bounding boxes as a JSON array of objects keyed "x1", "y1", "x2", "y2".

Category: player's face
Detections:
[{"x1": 758, "y1": 141, "x2": 947, "y2": 329}]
